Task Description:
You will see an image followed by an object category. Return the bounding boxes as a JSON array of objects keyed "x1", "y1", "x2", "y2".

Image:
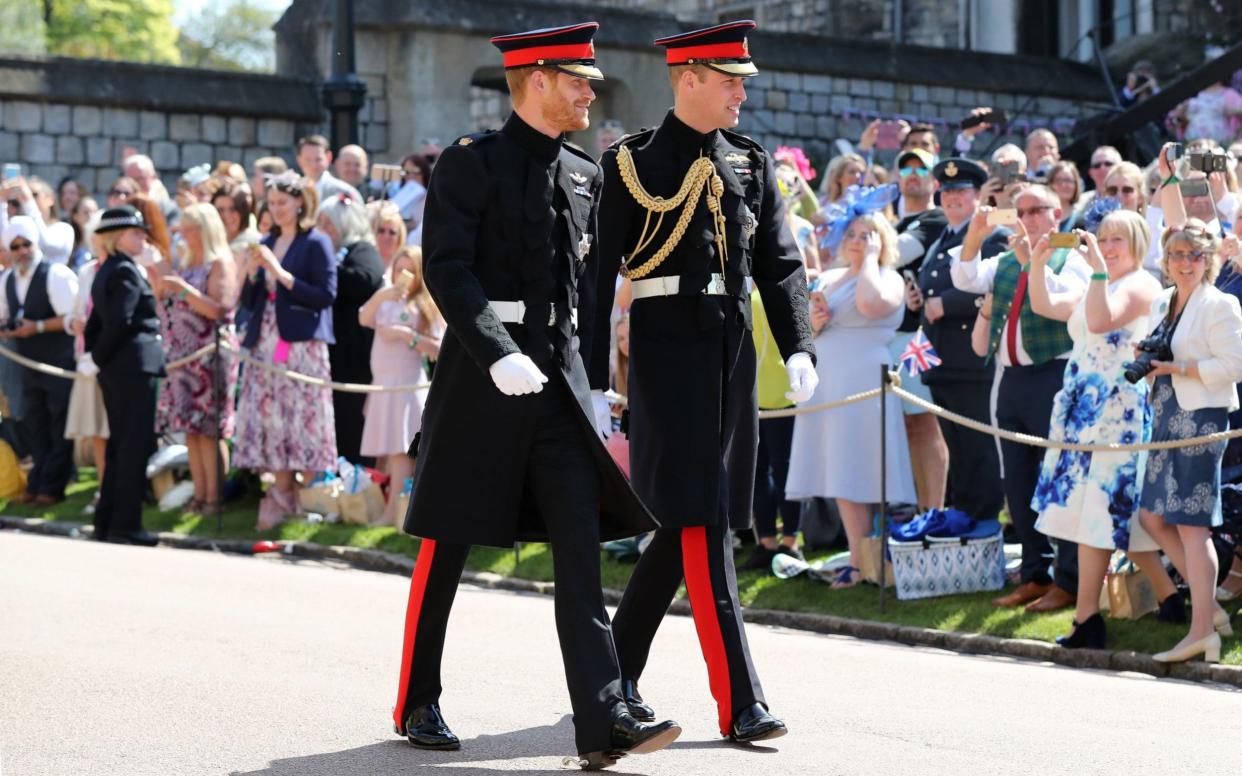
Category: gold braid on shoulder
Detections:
[{"x1": 616, "y1": 145, "x2": 728, "y2": 280}]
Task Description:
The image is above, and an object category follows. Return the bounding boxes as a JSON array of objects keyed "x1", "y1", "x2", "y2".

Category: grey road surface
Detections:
[{"x1": 2, "y1": 531, "x2": 1240, "y2": 776}]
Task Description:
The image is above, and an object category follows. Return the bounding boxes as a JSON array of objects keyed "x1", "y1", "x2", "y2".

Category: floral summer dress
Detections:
[{"x1": 1033, "y1": 276, "x2": 1158, "y2": 551}]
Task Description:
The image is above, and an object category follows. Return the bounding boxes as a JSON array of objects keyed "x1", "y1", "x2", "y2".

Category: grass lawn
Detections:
[{"x1": 7, "y1": 469, "x2": 1239, "y2": 665}]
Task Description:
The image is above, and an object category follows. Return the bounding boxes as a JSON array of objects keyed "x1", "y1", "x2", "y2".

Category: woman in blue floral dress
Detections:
[{"x1": 1028, "y1": 211, "x2": 1179, "y2": 648}]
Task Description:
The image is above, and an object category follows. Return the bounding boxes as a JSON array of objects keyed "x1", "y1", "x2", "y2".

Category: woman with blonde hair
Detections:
[
  {"x1": 153, "y1": 202, "x2": 239, "y2": 514},
  {"x1": 1137, "y1": 220, "x2": 1242, "y2": 662},
  {"x1": 358, "y1": 245, "x2": 442, "y2": 524},
  {"x1": 820, "y1": 153, "x2": 866, "y2": 205},
  {"x1": 1027, "y1": 210, "x2": 1178, "y2": 648},
  {"x1": 369, "y1": 203, "x2": 407, "y2": 270},
  {"x1": 786, "y1": 190, "x2": 917, "y2": 588}
]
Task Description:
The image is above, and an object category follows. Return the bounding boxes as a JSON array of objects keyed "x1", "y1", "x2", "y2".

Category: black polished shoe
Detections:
[
  {"x1": 577, "y1": 710, "x2": 681, "y2": 770},
  {"x1": 105, "y1": 531, "x2": 159, "y2": 547},
  {"x1": 1156, "y1": 592, "x2": 1188, "y2": 624},
  {"x1": 728, "y1": 703, "x2": 787, "y2": 743},
  {"x1": 403, "y1": 703, "x2": 461, "y2": 750},
  {"x1": 1055, "y1": 612, "x2": 1106, "y2": 649},
  {"x1": 622, "y1": 679, "x2": 655, "y2": 722}
]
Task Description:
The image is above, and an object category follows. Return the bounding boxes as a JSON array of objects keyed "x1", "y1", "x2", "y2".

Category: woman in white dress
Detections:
[
  {"x1": 1027, "y1": 210, "x2": 1179, "y2": 648},
  {"x1": 786, "y1": 202, "x2": 916, "y2": 588}
]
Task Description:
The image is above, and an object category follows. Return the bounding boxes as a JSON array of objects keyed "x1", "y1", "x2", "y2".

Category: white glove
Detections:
[
  {"x1": 76, "y1": 353, "x2": 99, "y2": 378},
  {"x1": 784, "y1": 352, "x2": 818, "y2": 404},
  {"x1": 590, "y1": 389, "x2": 611, "y2": 439},
  {"x1": 488, "y1": 352, "x2": 548, "y2": 396}
]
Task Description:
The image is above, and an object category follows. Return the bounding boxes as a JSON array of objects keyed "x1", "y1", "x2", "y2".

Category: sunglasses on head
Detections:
[
  {"x1": 1105, "y1": 185, "x2": 1136, "y2": 196},
  {"x1": 898, "y1": 167, "x2": 930, "y2": 178}
]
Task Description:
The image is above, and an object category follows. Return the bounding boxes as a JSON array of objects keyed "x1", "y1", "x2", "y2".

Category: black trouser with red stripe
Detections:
[
  {"x1": 393, "y1": 382, "x2": 626, "y2": 754},
  {"x1": 612, "y1": 524, "x2": 764, "y2": 736}
]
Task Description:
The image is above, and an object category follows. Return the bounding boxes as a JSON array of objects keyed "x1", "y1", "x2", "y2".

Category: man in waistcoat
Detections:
[
  {"x1": 0, "y1": 216, "x2": 78, "y2": 505},
  {"x1": 909, "y1": 158, "x2": 1008, "y2": 521},
  {"x1": 391, "y1": 23, "x2": 679, "y2": 770},
  {"x1": 592, "y1": 20, "x2": 817, "y2": 744},
  {"x1": 950, "y1": 184, "x2": 1089, "y2": 612}
]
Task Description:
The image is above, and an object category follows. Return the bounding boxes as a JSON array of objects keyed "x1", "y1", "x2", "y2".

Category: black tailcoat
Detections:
[
  {"x1": 404, "y1": 113, "x2": 656, "y2": 548},
  {"x1": 592, "y1": 111, "x2": 814, "y2": 530}
]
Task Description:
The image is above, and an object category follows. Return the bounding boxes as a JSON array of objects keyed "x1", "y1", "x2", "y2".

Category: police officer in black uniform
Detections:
[
  {"x1": 391, "y1": 23, "x2": 679, "y2": 770},
  {"x1": 591, "y1": 21, "x2": 817, "y2": 745},
  {"x1": 910, "y1": 158, "x2": 1008, "y2": 520}
]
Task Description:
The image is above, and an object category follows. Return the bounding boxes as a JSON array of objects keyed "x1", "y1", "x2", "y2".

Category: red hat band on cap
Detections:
[
  {"x1": 502, "y1": 41, "x2": 596, "y2": 69},
  {"x1": 665, "y1": 40, "x2": 749, "y2": 66}
]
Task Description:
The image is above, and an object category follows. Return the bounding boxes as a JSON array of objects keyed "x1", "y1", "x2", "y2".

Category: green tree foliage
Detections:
[
  {"x1": 0, "y1": 0, "x2": 48, "y2": 57},
  {"x1": 177, "y1": 0, "x2": 276, "y2": 72},
  {"x1": 45, "y1": 0, "x2": 181, "y2": 65}
]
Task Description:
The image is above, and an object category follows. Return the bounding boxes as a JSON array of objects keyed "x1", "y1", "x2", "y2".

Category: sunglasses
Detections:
[
  {"x1": 898, "y1": 167, "x2": 930, "y2": 178},
  {"x1": 1167, "y1": 250, "x2": 1206, "y2": 264},
  {"x1": 376, "y1": 227, "x2": 401, "y2": 236},
  {"x1": 9, "y1": 240, "x2": 32, "y2": 250},
  {"x1": 109, "y1": 188, "x2": 134, "y2": 197},
  {"x1": 1016, "y1": 205, "x2": 1054, "y2": 218},
  {"x1": 1090, "y1": 161, "x2": 1116, "y2": 169},
  {"x1": 1105, "y1": 186, "x2": 1136, "y2": 196}
]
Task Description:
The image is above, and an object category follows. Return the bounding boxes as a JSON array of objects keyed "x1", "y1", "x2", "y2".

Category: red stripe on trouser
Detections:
[
  {"x1": 681, "y1": 526, "x2": 733, "y2": 736},
  {"x1": 393, "y1": 538, "x2": 437, "y2": 732}
]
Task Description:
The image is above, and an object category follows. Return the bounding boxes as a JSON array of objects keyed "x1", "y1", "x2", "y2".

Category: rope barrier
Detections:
[{"x1": 4, "y1": 340, "x2": 1241, "y2": 450}]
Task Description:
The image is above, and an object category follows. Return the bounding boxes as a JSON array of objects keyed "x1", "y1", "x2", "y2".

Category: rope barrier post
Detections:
[
  {"x1": 213, "y1": 325, "x2": 223, "y2": 535},
  {"x1": 878, "y1": 366, "x2": 889, "y2": 614}
]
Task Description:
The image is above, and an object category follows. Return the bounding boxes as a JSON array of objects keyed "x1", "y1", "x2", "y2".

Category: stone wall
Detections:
[{"x1": 0, "y1": 56, "x2": 323, "y2": 195}]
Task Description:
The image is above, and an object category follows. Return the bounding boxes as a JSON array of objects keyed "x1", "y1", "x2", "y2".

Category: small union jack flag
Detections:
[{"x1": 898, "y1": 328, "x2": 941, "y2": 377}]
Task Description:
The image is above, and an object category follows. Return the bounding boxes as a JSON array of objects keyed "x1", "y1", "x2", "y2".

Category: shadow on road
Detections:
[{"x1": 229, "y1": 716, "x2": 660, "y2": 775}]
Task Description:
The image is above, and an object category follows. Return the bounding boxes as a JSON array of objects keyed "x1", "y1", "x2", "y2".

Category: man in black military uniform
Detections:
[
  {"x1": 391, "y1": 23, "x2": 679, "y2": 770},
  {"x1": 908, "y1": 158, "x2": 1008, "y2": 520},
  {"x1": 591, "y1": 20, "x2": 817, "y2": 745}
]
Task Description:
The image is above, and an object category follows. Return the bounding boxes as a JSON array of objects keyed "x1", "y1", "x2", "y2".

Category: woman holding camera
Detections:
[
  {"x1": 1138, "y1": 220, "x2": 1242, "y2": 663},
  {"x1": 1027, "y1": 211, "x2": 1178, "y2": 648}
]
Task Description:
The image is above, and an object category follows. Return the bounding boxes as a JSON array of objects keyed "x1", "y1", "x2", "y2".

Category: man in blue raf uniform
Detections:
[
  {"x1": 591, "y1": 20, "x2": 817, "y2": 745},
  {"x1": 391, "y1": 23, "x2": 679, "y2": 770},
  {"x1": 910, "y1": 157, "x2": 1008, "y2": 522}
]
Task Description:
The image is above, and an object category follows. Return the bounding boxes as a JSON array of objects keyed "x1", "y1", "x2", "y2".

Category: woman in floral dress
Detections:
[
  {"x1": 152, "y1": 203, "x2": 238, "y2": 514},
  {"x1": 1028, "y1": 210, "x2": 1179, "y2": 648},
  {"x1": 233, "y1": 173, "x2": 337, "y2": 529}
]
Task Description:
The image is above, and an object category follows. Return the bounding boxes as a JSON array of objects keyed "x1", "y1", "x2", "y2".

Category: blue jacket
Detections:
[{"x1": 239, "y1": 229, "x2": 337, "y2": 348}]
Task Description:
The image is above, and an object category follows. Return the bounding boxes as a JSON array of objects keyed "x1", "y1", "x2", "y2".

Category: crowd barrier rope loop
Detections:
[{"x1": 5, "y1": 343, "x2": 1242, "y2": 453}]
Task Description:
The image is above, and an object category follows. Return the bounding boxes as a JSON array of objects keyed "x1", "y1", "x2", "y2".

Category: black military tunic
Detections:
[
  {"x1": 590, "y1": 110, "x2": 814, "y2": 531},
  {"x1": 916, "y1": 221, "x2": 1009, "y2": 519},
  {"x1": 404, "y1": 113, "x2": 655, "y2": 548}
]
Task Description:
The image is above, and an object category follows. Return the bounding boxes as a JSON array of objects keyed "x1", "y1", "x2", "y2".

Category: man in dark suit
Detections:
[
  {"x1": 592, "y1": 21, "x2": 816, "y2": 745},
  {"x1": 85, "y1": 206, "x2": 166, "y2": 545},
  {"x1": 909, "y1": 158, "x2": 1008, "y2": 522},
  {"x1": 0, "y1": 216, "x2": 78, "y2": 506},
  {"x1": 391, "y1": 23, "x2": 679, "y2": 770}
]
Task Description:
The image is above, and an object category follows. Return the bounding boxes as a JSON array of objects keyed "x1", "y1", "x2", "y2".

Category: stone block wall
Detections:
[{"x1": 0, "y1": 57, "x2": 324, "y2": 197}]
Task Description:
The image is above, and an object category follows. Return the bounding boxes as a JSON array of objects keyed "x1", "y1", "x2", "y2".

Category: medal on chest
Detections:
[{"x1": 569, "y1": 170, "x2": 591, "y2": 198}]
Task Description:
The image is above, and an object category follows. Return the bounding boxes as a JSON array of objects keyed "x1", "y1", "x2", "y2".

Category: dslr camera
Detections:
[
  {"x1": 1123, "y1": 317, "x2": 1175, "y2": 384},
  {"x1": 1187, "y1": 151, "x2": 1229, "y2": 174}
]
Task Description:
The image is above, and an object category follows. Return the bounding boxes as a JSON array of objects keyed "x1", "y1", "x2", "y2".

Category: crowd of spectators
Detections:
[{"x1": 2, "y1": 73, "x2": 1242, "y2": 660}]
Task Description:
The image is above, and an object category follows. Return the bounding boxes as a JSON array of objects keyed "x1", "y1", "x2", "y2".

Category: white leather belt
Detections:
[
  {"x1": 631, "y1": 273, "x2": 751, "y2": 300},
  {"x1": 489, "y1": 300, "x2": 577, "y2": 327}
]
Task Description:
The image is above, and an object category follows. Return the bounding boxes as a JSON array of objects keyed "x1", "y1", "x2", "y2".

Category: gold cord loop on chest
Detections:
[{"x1": 616, "y1": 145, "x2": 728, "y2": 280}]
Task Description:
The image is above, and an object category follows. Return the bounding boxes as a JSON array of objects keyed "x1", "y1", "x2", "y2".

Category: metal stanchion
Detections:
[{"x1": 878, "y1": 366, "x2": 888, "y2": 613}]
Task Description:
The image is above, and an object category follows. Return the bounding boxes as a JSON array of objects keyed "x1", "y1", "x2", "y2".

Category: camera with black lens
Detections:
[
  {"x1": 1187, "y1": 151, "x2": 1229, "y2": 174},
  {"x1": 1123, "y1": 319, "x2": 1174, "y2": 384}
]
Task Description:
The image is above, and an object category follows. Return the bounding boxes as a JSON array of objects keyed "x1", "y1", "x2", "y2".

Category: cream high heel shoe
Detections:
[
  {"x1": 1214, "y1": 606, "x2": 1234, "y2": 637},
  {"x1": 1217, "y1": 570, "x2": 1242, "y2": 602},
  {"x1": 1152, "y1": 632, "x2": 1222, "y2": 664}
]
